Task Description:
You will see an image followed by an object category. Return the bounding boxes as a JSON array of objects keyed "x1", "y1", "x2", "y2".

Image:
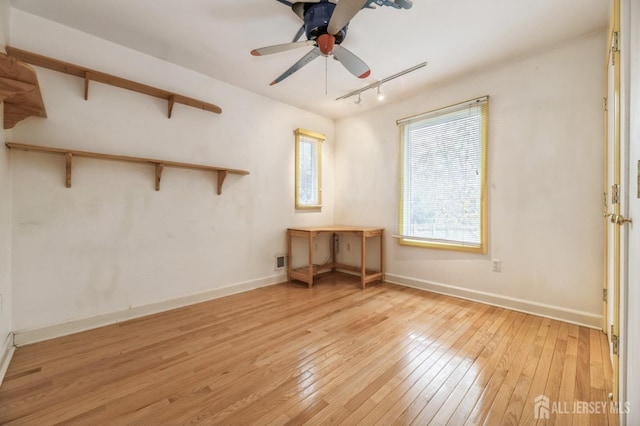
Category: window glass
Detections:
[
  {"x1": 295, "y1": 128, "x2": 324, "y2": 209},
  {"x1": 398, "y1": 97, "x2": 488, "y2": 252}
]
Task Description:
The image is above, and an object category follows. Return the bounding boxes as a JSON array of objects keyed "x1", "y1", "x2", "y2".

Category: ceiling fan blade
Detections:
[
  {"x1": 270, "y1": 47, "x2": 321, "y2": 85},
  {"x1": 274, "y1": 0, "x2": 294, "y2": 7},
  {"x1": 327, "y1": 0, "x2": 369, "y2": 35},
  {"x1": 332, "y1": 44, "x2": 370, "y2": 78},
  {"x1": 251, "y1": 40, "x2": 315, "y2": 56},
  {"x1": 292, "y1": 24, "x2": 306, "y2": 42}
]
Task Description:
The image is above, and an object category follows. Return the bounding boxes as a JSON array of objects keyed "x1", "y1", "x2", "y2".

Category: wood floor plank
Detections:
[
  {"x1": 517, "y1": 318, "x2": 561, "y2": 425},
  {"x1": 400, "y1": 308, "x2": 513, "y2": 424},
  {"x1": 169, "y1": 287, "x2": 439, "y2": 425},
  {"x1": 323, "y1": 297, "x2": 463, "y2": 425},
  {"x1": 456, "y1": 313, "x2": 539, "y2": 425},
  {"x1": 0, "y1": 273, "x2": 618, "y2": 425},
  {"x1": 458, "y1": 313, "x2": 534, "y2": 425},
  {"x1": 5, "y1": 280, "x2": 382, "y2": 422},
  {"x1": 122, "y1": 284, "x2": 427, "y2": 424},
  {"x1": 497, "y1": 317, "x2": 551, "y2": 425},
  {"x1": 355, "y1": 305, "x2": 499, "y2": 424},
  {"x1": 538, "y1": 321, "x2": 569, "y2": 425},
  {"x1": 588, "y1": 327, "x2": 608, "y2": 425},
  {"x1": 273, "y1": 291, "x2": 460, "y2": 425},
  {"x1": 575, "y1": 326, "x2": 592, "y2": 401},
  {"x1": 431, "y1": 311, "x2": 529, "y2": 425},
  {"x1": 467, "y1": 315, "x2": 544, "y2": 425},
  {"x1": 408, "y1": 310, "x2": 520, "y2": 425}
]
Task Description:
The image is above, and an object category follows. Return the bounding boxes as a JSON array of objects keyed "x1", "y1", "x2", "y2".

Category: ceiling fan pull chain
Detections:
[{"x1": 325, "y1": 56, "x2": 328, "y2": 96}]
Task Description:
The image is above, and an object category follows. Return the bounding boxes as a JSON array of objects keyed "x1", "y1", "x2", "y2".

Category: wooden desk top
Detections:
[{"x1": 287, "y1": 225, "x2": 383, "y2": 233}]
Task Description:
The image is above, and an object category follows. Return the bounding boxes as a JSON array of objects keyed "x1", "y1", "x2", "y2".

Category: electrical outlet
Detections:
[{"x1": 492, "y1": 260, "x2": 502, "y2": 272}]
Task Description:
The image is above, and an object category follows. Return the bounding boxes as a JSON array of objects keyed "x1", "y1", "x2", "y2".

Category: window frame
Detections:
[
  {"x1": 397, "y1": 96, "x2": 489, "y2": 253},
  {"x1": 295, "y1": 128, "x2": 324, "y2": 210}
]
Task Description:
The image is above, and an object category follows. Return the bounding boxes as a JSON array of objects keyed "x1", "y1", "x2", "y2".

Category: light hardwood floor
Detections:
[{"x1": 0, "y1": 273, "x2": 618, "y2": 425}]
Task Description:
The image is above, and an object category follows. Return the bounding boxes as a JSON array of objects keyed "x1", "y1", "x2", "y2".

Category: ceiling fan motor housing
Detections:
[
  {"x1": 254, "y1": 0, "x2": 373, "y2": 84},
  {"x1": 303, "y1": 2, "x2": 347, "y2": 46}
]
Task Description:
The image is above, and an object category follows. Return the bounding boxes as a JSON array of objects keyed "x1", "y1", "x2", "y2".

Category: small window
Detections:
[
  {"x1": 295, "y1": 128, "x2": 324, "y2": 209},
  {"x1": 397, "y1": 96, "x2": 488, "y2": 253}
]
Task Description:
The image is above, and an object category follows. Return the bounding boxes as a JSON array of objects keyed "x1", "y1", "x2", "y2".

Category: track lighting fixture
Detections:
[{"x1": 336, "y1": 61, "x2": 427, "y2": 104}]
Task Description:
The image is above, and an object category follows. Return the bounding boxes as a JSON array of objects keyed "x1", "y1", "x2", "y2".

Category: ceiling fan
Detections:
[{"x1": 251, "y1": 0, "x2": 412, "y2": 86}]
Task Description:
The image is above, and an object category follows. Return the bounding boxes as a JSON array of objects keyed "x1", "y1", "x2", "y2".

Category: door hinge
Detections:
[
  {"x1": 603, "y1": 288, "x2": 608, "y2": 302},
  {"x1": 612, "y1": 333, "x2": 619, "y2": 356},
  {"x1": 603, "y1": 97, "x2": 608, "y2": 112},
  {"x1": 613, "y1": 31, "x2": 619, "y2": 52},
  {"x1": 612, "y1": 184, "x2": 620, "y2": 204}
]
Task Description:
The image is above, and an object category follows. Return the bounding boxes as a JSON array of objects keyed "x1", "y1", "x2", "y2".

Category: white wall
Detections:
[
  {"x1": 7, "y1": 10, "x2": 334, "y2": 333},
  {"x1": 334, "y1": 31, "x2": 606, "y2": 327},
  {"x1": 0, "y1": 0, "x2": 13, "y2": 348}
]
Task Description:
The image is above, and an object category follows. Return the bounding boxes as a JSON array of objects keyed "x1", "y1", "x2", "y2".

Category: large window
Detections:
[
  {"x1": 295, "y1": 128, "x2": 324, "y2": 209},
  {"x1": 398, "y1": 96, "x2": 488, "y2": 253}
]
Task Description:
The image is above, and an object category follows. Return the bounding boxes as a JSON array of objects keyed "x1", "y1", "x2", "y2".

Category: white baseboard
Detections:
[
  {"x1": 386, "y1": 273, "x2": 602, "y2": 329},
  {"x1": 13, "y1": 273, "x2": 287, "y2": 347},
  {"x1": 0, "y1": 333, "x2": 15, "y2": 386},
  {"x1": 12, "y1": 271, "x2": 602, "y2": 347}
]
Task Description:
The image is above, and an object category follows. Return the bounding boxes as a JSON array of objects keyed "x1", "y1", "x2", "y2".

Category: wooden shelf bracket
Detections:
[
  {"x1": 65, "y1": 152, "x2": 73, "y2": 188},
  {"x1": 155, "y1": 163, "x2": 164, "y2": 191},
  {"x1": 6, "y1": 142, "x2": 249, "y2": 195},
  {"x1": 168, "y1": 95, "x2": 175, "y2": 119},
  {"x1": 217, "y1": 170, "x2": 228, "y2": 196},
  {"x1": 6, "y1": 46, "x2": 223, "y2": 118},
  {"x1": 84, "y1": 71, "x2": 90, "y2": 100}
]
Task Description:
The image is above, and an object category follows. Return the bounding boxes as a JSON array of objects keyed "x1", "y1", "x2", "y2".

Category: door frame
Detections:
[{"x1": 604, "y1": 0, "x2": 622, "y2": 404}]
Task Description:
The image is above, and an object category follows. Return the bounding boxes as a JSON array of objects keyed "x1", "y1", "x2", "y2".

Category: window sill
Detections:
[{"x1": 396, "y1": 236, "x2": 486, "y2": 254}]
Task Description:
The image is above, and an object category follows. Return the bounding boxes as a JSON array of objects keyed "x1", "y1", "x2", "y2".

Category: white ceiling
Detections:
[{"x1": 10, "y1": 0, "x2": 609, "y2": 119}]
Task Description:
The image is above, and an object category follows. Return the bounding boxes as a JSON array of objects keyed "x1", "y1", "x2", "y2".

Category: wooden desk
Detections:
[{"x1": 287, "y1": 226, "x2": 384, "y2": 289}]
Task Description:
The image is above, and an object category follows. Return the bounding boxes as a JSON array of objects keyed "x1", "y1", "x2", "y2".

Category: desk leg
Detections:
[
  {"x1": 287, "y1": 230, "x2": 292, "y2": 282},
  {"x1": 360, "y1": 231, "x2": 366, "y2": 289},
  {"x1": 380, "y1": 230, "x2": 384, "y2": 283},
  {"x1": 331, "y1": 232, "x2": 336, "y2": 272},
  {"x1": 307, "y1": 232, "x2": 313, "y2": 288}
]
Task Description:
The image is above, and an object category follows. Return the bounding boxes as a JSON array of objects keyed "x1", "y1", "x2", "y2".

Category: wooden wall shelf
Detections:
[
  {"x1": 0, "y1": 52, "x2": 47, "y2": 129},
  {"x1": 6, "y1": 142, "x2": 249, "y2": 195},
  {"x1": 5, "y1": 46, "x2": 222, "y2": 118}
]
